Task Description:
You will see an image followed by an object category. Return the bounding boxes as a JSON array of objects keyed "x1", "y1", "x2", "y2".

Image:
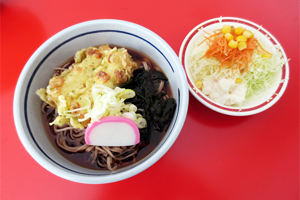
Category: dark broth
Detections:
[{"x1": 43, "y1": 45, "x2": 173, "y2": 170}]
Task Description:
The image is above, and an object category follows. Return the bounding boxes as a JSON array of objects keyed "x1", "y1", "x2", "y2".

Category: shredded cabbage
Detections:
[
  {"x1": 189, "y1": 43, "x2": 287, "y2": 103},
  {"x1": 66, "y1": 84, "x2": 147, "y2": 128},
  {"x1": 242, "y1": 46, "x2": 286, "y2": 100}
]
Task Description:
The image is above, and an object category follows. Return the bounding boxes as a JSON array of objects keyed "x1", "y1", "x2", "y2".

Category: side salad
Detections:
[{"x1": 189, "y1": 25, "x2": 287, "y2": 106}]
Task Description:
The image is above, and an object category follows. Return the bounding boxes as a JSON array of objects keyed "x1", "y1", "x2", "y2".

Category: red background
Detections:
[{"x1": 1, "y1": 0, "x2": 299, "y2": 199}]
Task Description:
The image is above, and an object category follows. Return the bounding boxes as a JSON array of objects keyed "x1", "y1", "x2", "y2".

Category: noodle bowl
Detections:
[{"x1": 14, "y1": 19, "x2": 189, "y2": 183}]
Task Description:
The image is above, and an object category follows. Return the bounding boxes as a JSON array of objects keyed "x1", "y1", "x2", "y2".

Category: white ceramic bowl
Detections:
[
  {"x1": 179, "y1": 17, "x2": 289, "y2": 116},
  {"x1": 14, "y1": 19, "x2": 189, "y2": 184}
]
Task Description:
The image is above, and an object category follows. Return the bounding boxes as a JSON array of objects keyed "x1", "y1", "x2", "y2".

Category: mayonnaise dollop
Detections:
[{"x1": 202, "y1": 78, "x2": 246, "y2": 106}]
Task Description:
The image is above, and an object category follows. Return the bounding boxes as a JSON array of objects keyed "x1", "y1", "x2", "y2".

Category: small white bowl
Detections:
[
  {"x1": 179, "y1": 17, "x2": 289, "y2": 116},
  {"x1": 14, "y1": 19, "x2": 189, "y2": 184}
]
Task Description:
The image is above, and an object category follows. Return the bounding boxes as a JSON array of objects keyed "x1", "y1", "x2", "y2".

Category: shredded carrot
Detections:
[{"x1": 199, "y1": 30, "x2": 271, "y2": 73}]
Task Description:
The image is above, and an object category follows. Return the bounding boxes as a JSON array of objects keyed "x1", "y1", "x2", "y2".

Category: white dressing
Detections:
[{"x1": 202, "y1": 78, "x2": 247, "y2": 106}]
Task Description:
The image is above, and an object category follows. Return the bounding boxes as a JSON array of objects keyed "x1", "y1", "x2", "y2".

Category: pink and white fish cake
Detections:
[{"x1": 85, "y1": 116, "x2": 140, "y2": 146}]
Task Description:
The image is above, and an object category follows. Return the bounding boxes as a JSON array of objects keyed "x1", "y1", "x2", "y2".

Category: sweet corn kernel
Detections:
[
  {"x1": 195, "y1": 80, "x2": 203, "y2": 89},
  {"x1": 243, "y1": 30, "x2": 254, "y2": 38},
  {"x1": 238, "y1": 41, "x2": 247, "y2": 51},
  {"x1": 225, "y1": 33, "x2": 233, "y2": 41},
  {"x1": 262, "y1": 53, "x2": 272, "y2": 59},
  {"x1": 222, "y1": 25, "x2": 231, "y2": 34},
  {"x1": 234, "y1": 27, "x2": 245, "y2": 35},
  {"x1": 236, "y1": 35, "x2": 247, "y2": 42},
  {"x1": 228, "y1": 40, "x2": 238, "y2": 49},
  {"x1": 235, "y1": 78, "x2": 242, "y2": 84}
]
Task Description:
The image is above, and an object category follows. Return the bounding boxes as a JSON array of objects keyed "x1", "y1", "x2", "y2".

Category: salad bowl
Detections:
[{"x1": 179, "y1": 17, "x2": 289, "y2": 116}]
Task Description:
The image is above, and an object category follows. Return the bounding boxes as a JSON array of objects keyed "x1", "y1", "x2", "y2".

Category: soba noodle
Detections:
[{"x1": 43, "y1": 64, "x2": 140, "y2": 171}]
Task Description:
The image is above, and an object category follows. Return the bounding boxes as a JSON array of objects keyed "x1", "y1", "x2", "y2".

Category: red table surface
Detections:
[{"x1": 1, "y1": 0, "x2": 299, "y2": 199}]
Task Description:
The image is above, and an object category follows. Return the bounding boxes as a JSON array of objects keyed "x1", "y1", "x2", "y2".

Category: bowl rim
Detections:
[
  {"x1": 13, "y1": 19, "x2": 189, "y2": 184},
  {"x1": 179, "y1": 16, "x2": 289, "y2": 116}
]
